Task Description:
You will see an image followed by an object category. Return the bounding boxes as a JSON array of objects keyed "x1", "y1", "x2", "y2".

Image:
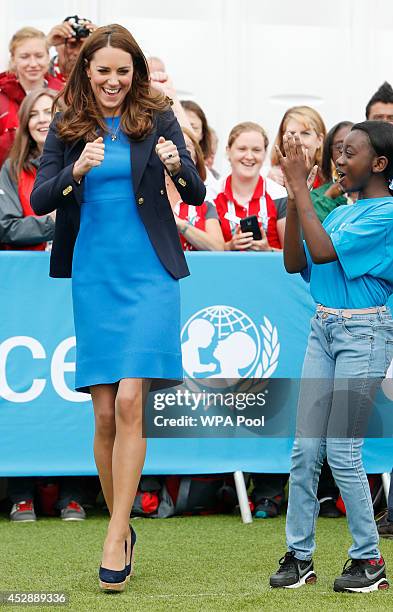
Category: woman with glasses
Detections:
[{"x1": 310, "y1": 121, "x2": 354, "y2": 222}]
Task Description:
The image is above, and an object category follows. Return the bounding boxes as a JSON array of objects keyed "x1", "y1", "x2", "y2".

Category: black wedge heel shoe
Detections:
[
  {"x1": 126, "y1": 526, "x2": 137, "y2": 582},
  {"x1": 99, "y1": 541, "x2": 127, "y2": 592}
]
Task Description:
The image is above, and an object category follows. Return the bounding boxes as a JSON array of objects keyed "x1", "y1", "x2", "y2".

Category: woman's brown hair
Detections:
[
  {"x1": 55, "y1": 24, "x2": 170, "y2": 142},
  {"x1": 180, "y1": 100, "x2": 212, "y2": 159},
  {"x1": 9, "y1": 88, "x2": 57, "y2": 181},
  {"x1": 227, "y1": 121, "x2": 269, "y2": 150},
  {"x1": 182, "y1": 127, "x2": 206, "y2": 182},
  {"x1": 270, "y1": 105, "x2": 326, "y2": 168}
]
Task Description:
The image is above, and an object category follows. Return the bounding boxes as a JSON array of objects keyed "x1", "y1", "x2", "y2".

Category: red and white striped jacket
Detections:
[{"x1": 214, "y1": 175, "x2": 284, "y2": 249}]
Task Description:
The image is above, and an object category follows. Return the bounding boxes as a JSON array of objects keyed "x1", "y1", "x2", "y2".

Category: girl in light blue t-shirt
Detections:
[{"x1": 269, "y1": 121, "x2": 393, "y2": 593}]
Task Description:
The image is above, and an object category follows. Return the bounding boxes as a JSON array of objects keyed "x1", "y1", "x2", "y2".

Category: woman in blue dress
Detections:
[
  {"x1": 269, "y1": 121, "x2": 393, "y2": 593},
  {"x1": 31, "y1": 24, "x2": 205, "y2": 591}
]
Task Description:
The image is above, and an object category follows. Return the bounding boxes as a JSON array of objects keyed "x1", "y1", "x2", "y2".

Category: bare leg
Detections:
[
  {"x1": 90, "y1": 384, "x2": 117, "y2": 515},
  {"x1": 101, "y1": 377, "x2": 150, "y2": 570}
]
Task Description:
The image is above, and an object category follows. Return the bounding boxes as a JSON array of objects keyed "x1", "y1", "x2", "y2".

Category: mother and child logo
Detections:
[
  {"x1": 181, "y1": 305, "x2": 280, "y2": 381},
  {"x1": 148, "y1": 307, "x2": 285, "y2": 436}
]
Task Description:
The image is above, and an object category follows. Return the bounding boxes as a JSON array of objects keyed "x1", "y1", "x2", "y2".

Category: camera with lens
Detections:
[{"x1": 64, "y1": 15, "x2": 91, "y2": 40}]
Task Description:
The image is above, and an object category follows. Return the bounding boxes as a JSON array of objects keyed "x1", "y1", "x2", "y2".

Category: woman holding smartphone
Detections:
[{"x1": 214, "y1": 122, "x2": 287, "y2": 251}]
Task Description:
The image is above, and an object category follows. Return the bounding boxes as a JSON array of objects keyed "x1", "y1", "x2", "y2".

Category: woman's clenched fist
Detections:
[
  {"x1": 155, "y1": 136, "x2": 181, "y2": 175},
  {"x1": 73, "y1": 137, "x2": 105, "y2": 182}
]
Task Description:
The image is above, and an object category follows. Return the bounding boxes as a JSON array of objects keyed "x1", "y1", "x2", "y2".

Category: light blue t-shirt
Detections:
[{"x1": 301, "y1": 197, "x2": 393, "y2": 308}]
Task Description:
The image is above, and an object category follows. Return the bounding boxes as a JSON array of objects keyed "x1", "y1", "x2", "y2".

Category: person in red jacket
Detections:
[
  {"x1": 0, "y1": 88, "x2": 57, "y2": 250},
  {"x1": 0, "y1": 27, "x2": 62, "y2": 168},
  {"x1": 215, "y1": 122, "x2": 287, "y2": 251}
]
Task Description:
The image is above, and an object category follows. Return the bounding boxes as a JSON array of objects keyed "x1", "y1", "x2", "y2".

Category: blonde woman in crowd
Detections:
[
  {"x1": 215, "y1": 122, "x2": 287, "y2": 251},
  {"x1": 0, "y1": 27, "x2": 62, "y2": 167},
  {"x1": 269, "y1": 105, "x2": 326, "y2": 189}
]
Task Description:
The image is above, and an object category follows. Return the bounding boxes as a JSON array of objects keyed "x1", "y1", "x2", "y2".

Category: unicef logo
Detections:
[{"x1": 181, "y1": 305, "x2": 280, "y2": 380}]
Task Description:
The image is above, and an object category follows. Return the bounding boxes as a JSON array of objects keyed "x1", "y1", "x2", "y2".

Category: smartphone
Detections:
[{"x1": 240, "y1": 215, "x2": 262, "y2": 241}]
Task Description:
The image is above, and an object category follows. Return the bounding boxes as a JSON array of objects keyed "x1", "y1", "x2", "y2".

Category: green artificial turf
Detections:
[{"x1": 0, "y1": 512, "x2": 392, "y2": 611}]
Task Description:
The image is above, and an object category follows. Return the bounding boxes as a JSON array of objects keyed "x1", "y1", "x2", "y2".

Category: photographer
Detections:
[{"x1": 47, "y1": 15, "x2": 97, "y2": 84}]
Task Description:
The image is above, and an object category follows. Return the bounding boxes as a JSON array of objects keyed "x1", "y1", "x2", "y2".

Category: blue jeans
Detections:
[{"x1": 286, "y1": 307, "x2": 393, "y2": 560}]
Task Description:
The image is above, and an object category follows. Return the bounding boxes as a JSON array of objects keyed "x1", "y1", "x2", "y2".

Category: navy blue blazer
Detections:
[{"x1": 31, "y1": 108, "x2": 206, "y2": 278}]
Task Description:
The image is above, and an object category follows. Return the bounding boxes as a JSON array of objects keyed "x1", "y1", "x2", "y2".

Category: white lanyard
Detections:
[{"x1": 224, "y1": 180, "x2": 269, "y2": 235}]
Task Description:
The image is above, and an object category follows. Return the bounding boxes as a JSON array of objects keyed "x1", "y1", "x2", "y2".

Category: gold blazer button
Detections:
[
  {"x1": 160, "y1": 189, "x2": 164, "y2": 195},
  {"x1": 138, "y1": 197, "x2": 144, "y2": 205},
  {"x1": 62, "y1": 185, "x2": 73, "y2": 196},
  {"x1": 177, "y1": 178, "x2": 186, "y2": 187}
]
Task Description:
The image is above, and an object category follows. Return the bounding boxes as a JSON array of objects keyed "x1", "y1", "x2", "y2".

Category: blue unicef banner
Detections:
[{"x1": 0, "y1": 252, "x2": 392, "y2": 476}]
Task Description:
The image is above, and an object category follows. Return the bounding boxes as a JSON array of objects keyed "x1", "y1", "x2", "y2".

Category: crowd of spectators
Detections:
[{"x1": 1, "y1": 15, "x2": 393, "y2": 532}]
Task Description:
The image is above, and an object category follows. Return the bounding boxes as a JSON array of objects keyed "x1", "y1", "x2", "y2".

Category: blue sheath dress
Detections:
[{"x1": 72, "y1": 118, "x2": 182, "y2": 392}]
